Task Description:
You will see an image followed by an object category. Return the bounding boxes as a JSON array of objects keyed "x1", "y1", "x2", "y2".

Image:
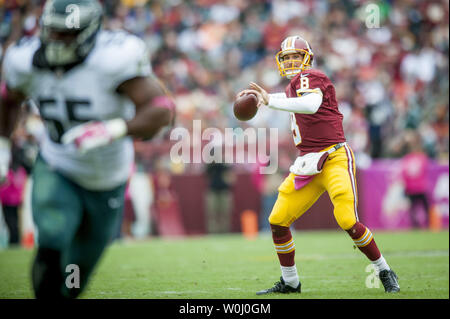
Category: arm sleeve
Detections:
[
  {"x1": 267, "y1": 91, "x2": 323, "y2": 114},
  {"x1": 268, "y1": 92, "x2": 287, "y2": 99}
]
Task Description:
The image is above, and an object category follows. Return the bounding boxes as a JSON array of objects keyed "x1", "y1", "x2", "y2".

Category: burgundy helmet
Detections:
[{"x1": 276, "y1": 36, "x2": 314, "y2": 78}]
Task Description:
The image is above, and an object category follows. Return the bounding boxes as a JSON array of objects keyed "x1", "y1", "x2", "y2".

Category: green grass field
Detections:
[{"x1": 0, "y1": 229, "x2": 448, "y2": 299}]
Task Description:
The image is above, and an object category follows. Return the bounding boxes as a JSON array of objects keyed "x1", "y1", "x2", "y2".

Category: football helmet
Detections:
[
  {"x1": 275, "y1": 36, "x2": 314, "y2": 79},
  {"x1": 40, "y1": 0, "x2": 103, "y2": 67}
]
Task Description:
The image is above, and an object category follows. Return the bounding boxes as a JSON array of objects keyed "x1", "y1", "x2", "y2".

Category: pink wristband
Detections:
[{"x1": 152, "y1": 96, "x2": 175, "y2": 111}]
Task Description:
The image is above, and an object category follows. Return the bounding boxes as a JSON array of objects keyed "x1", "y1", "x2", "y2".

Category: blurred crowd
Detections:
[
  {"x1": 0, "y1": 0, "x2": 448, "y2": 241},
  {"x1": 113, "y1": 0, "x2": 449, "y2": 170},
  {"x1": 1, "y1": 0, "x2": 449, "y2": 172}
]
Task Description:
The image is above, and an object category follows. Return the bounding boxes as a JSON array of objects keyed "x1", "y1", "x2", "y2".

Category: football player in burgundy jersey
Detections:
[{"x1": 238, "y1": 36, "x2": 399, "y2": 294}]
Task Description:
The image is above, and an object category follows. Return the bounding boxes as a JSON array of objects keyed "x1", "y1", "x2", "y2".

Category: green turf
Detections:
[{"x1": 0, "y1": 230, "x2": 448, "y2": 299}]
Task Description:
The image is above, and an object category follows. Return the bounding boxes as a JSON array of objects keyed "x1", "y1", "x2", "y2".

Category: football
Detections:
[{"x1": 233, "y1": 93, "x2": 258, "y2": 121}]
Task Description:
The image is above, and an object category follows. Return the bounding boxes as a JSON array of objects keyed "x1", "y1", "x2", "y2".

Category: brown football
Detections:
[{"x1": 233, "y1": 93, "x2": 258, "y2": 121}]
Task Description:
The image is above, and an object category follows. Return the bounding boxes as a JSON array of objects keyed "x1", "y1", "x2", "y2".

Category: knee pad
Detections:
[
  {"x1": 338, "y1": 215, "x2": 357, "y2": 231},
  {"x1": 268, "y1": 213, "x2": 281, "y2": 226},
  {"x1": 333, "y1": 197, "x2": 357, "y2": 230},
  {"x1": 268, "y1": 198, "x2": 295, "y2": 227}
]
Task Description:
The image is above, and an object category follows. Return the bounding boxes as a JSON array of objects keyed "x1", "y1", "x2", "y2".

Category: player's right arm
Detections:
[
  {"x1": 116, "y1": 75, "x2": 174, "y2": 140},
  {"x1": 249, "y1": 82, "x2": 322, "y2": 114},
  {"x1": 61, "y1": 32, "x2": 174, "y2": 153},
  {"x1": 237, "y1": 82, "x2": 322, "y2": 115},
  {"x1": 266, "y1": 92, "x2": 322, "y2": 114}
]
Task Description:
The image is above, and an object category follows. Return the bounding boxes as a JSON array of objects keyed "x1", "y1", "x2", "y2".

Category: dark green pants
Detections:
[{"x1": 31, "y1": 156, "x2": 126, "y2": 298}]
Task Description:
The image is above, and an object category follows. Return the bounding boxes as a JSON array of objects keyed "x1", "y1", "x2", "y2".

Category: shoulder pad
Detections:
[
  {"x1": 89, "y1": 31, "x2": 152, "y2": 89},
  {"x1": 2, "y1": 37, "x2": 40, "y2": 91}
]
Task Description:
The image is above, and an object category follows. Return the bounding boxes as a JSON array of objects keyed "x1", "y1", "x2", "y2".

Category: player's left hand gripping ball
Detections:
[{"x1": 62, "y1": 119, "x2": 128, "y2": 153}]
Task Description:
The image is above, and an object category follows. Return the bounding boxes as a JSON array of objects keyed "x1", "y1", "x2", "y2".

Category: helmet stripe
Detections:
[
  {"x1": 305, "y1": 39, "x2": 311, "y2": 52},
  {"x1": 286, "y1": 37, "x2": 291, "y2": 49}
]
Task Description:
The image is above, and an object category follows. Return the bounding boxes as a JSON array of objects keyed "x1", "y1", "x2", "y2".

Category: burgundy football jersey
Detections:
[{"x1": 286, "y1": 68, "x2": 346, "y2": 155}]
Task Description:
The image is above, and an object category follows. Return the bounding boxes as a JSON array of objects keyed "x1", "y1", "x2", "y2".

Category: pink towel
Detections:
[{"x1": 294, "y1": 175, "x2": 315, "y2": 190}]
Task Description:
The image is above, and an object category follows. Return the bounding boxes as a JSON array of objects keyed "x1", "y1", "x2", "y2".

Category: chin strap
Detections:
[{"x1": 32, "y1": 42, "x2": 88, "y2": 73}]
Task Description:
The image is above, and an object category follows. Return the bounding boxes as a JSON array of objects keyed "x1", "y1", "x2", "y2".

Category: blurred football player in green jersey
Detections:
[{"x1": 0, "y1": 0, "x2": 174, "y2": 298}]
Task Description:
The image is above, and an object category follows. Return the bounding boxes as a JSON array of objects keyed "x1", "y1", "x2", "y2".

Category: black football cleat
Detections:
[
  {"x1": 379, "y1": 269, "x2": 400, "y2": 293},
  {"x1": 256, "y1": 277, "x2": 301, "y2": 295}
]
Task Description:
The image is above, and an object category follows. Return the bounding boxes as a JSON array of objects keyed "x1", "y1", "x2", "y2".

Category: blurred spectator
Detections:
[
  {"x1": 401, "y1": 131, "x2": 431, "y2": 229},
  {"x1": 0, "y1": 105, "x2": 40, "y2": 246},
  {"x1": 10, "y1": 113, "x2": 41, "y2": 175},
  {"x1": 127, "y1": 163, "x2": 153, "y2": 238},
  {"x1": 204, "y1": 161, "x2": 234, "y2": 234},
  {"x1": 151, "y1": 160, "x2": 185, "y2": 236},
  {"x1": 259, "y1": 171, "x2": 283, "y2": 232},
  {"x1": 0, "y1": 148, "x2": 28, "y2": 246},
  {"x1": 115, "y1": 177, "x2": 136, "y2": 240}
]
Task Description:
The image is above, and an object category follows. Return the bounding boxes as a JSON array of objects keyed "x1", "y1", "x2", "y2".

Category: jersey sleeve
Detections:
[
  {"x1": 104, "y1": 33, "x2": 153, "y2": 91},
  {"x1": 2, "y1": 42, "x2": 34, "y2": 93}
]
